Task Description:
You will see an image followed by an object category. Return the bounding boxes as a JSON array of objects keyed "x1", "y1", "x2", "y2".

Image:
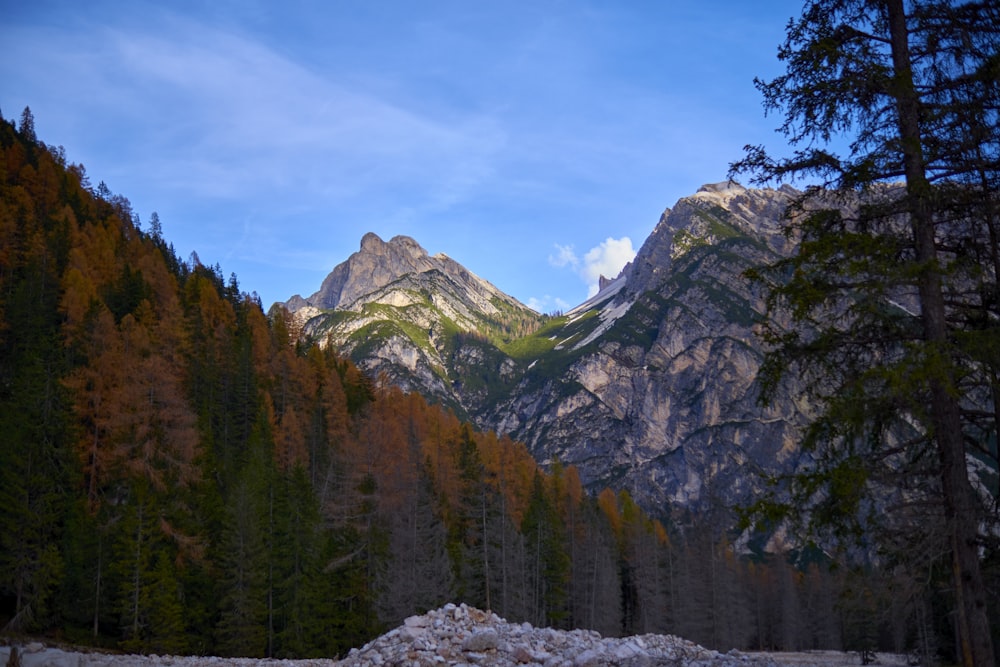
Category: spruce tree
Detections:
[
  {"x1": 215, "y1": 474, "x2": 268, "y2": 657},
  {"x1": 521, "y1": 472, "x2": 570, "y2": 628},
  {"x1": 18, "y1": 106, "x2": 36, "y2": 143},
  {"x1": 146, "y1": 552, "x2": 187, "y2": 655},
  {"x1": 273, "y1": 465, "x2": 325, "y2": 658}
]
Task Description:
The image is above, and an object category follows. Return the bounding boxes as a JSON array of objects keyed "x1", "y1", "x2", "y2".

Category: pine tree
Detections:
[
  {"x1": 58, "y1": 502, "x2": 108, "y2": 640},
  {"x1": 146, "y1": 551, "x2": 187, "y2": 655},
  {"x1": 731, "y1": 2, "x2": 999, "y2": 663},
  {"x1": 447, "y1": 424, "x2": 485, "y2": 606},
  {"x1": 273, "y1": 465, "x2": 324, "y2": 658},
  {"x1": 112, "y1": 484, "x2": 156, "y2": 652}
]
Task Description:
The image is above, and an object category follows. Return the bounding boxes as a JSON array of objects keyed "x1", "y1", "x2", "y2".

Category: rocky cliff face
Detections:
[
  {"x1": 288, "y1": 232, "x2": 510, "y2": 313},
  {"x1": 279, "y1": 183, "x2": 812, "y2": 513},
  {"x1": 476, "y1": 182, "x2": 810, "y2": 511}
]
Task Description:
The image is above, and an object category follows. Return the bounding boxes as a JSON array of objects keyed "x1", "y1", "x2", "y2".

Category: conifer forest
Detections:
[{"x1": 0, "y1": 110, "x2": 909, "y2": 659}]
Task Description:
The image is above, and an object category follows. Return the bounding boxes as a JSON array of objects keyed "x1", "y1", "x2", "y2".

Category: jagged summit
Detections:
[
  {"x1": 283, "y1": 232, "x2": 527, "y2": 317},
  {"x1": 285, "y1": 233, "x2": 436, "y2": 311},
  {"x1": 624, "y1": 181, "x2": 799, "y2": 300}
]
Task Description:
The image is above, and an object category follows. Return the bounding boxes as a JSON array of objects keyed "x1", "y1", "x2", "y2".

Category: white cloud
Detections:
[
  {"x1": 581, "y1": 237, "x2": 635, "y2": 296},
  {"x1": 548, "y1": 243, "x2": 579, "y2": 268},
  {"x1": 549, "y1": 237, "x2": 636, "y2": 299}
]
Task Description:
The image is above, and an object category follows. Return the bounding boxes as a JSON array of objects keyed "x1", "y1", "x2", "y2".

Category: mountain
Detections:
[
  {"x1": 279, "y1": 182, "x2": 811, "y2": 513},
  {"x1": 279, "y1": 231, "x2": 545, "y2": 411}
]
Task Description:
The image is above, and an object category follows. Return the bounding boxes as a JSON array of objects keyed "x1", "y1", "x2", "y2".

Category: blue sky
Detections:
[{"x1": 2, "y1": 1, "x2": 803, "y2": 312}]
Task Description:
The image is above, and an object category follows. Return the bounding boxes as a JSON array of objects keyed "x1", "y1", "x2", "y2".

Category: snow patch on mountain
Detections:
[
  {"x1": 566, "y1": 273, "x2": 628, "y2": 319},
  {"x1": 567, "y1": 275, "x2": 633, "y2": 351}
]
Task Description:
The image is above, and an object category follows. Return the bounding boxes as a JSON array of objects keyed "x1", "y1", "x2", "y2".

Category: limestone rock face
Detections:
[
  {"x1": 277, "y1": 184, "x2": 815, "y2": 512},
  {"x1": 283, "y1": 232, "x2": 510, "y2": 313},
  {"x1": 476, "y1": 183, "x2": 812, "y2": 510}
]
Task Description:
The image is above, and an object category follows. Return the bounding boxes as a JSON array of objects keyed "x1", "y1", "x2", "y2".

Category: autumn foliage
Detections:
[{"x1": 0, "y1": 110, "x2": 916, "y2": 657}]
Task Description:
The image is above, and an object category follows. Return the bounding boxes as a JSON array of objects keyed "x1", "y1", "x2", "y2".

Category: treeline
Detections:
[{"x1": 0, "y1": 110, "x2": 947, "y2": 659}]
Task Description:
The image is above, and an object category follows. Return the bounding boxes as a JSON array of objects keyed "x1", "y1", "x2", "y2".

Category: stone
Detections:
[
  {"x1": 572, "y1": 648, "x2": 604, "y2": 667},
  {"x1": 462, "y1": 629, "x2": 500, "y2": 652},
  {"x1": 0, "y1": 613, "x2": 898, "y2": 667}
]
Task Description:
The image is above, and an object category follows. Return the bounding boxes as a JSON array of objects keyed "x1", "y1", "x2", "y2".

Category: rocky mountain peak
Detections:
[
  {"x1": 283, "y1": 231, "x2": 532, "y2": 318},
  {"x1": 624, "y1": 181, "x2": 799, "y2": 298},
  {"x1": 359, "y1": 230, "x2": 384, "y2": 251},
  {"x1": 284, "y1": 233, "x2": 442, "y2": 312},
  {"x1": 360, "y1": 232, "x2": 427, "y2": 260},
  {"x1": 277, "y1": 231, "x2": 543, "y2": 416},
  {"x1": 694, "y1": 179, "x2": 748, "y2": 199},
  {"x1": 623, "y1": 206, "x2": 673, "y2": 298}
]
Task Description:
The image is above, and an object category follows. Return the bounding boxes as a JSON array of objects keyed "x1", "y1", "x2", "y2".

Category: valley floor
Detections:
[{"x1": 1, "y1": 605, "x2": 913, "y2": 667}]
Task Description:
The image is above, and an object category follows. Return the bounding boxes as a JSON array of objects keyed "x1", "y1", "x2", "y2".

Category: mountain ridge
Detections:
[{"x1": 279, "y1": 181, "x2": 810, "y2": 512}]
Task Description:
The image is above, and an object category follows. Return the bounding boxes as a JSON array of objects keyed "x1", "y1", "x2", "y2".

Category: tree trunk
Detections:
[
  {"x1": 93, "y1": 535, "x2": 102, "y2": 639},
  {"x1": 885, "y1": 2, "x2": 996, "y2": 666},
  {"x1": 131, "y1": 502, "x2": 143, "y2": 640}
]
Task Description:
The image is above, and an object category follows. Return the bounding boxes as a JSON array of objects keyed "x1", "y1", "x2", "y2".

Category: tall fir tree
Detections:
[{"x1": 731, "y1": 2, "x2": 999, "y2": 664}]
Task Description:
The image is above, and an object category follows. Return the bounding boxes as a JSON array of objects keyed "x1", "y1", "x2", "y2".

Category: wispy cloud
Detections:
[
  {"x1": 15, "y1": 13, "x2": 507, "y2": 212},
  {"x1": 2, "y1": 1, "x2": 797, "y2": 310},
  {"x1": 146, "y1": 27, "x2": 500, "y2": 201},
  {"x1": 548, "y1": 244, "x2": 579, "y2": 269}
]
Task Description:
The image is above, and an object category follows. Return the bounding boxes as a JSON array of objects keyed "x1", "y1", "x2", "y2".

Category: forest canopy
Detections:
[{"x1": 0, "y1": 109, "x2": 763, "y2": 657}]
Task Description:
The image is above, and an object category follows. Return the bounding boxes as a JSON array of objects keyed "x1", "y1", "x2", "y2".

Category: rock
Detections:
[
  {"x1": 572, "y1": 648, "x2": 604, "y2": 667},
  {"x1": 512, "y1": 645, "x2": 534, "y2": 663},
  {"x1": 20, "y1": 648, "x2": 80, "y2": 667},
  {"x1": 611, "y1": 641, "x2": 640, "y2": 662},
  {"x1": 329, "y1": 603, "x2": 784, "y2": 667},
  {"x1": 462, "y1": 629, "x2": 500, "y2": 652},
  {"x1": 400, "y1": 614, "x2": 430, "y2": 642}
]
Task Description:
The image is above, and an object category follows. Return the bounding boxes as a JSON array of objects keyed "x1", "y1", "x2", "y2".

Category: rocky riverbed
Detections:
[{"x1": 1, "y1": 603, "x2": 908, "y2": 667}]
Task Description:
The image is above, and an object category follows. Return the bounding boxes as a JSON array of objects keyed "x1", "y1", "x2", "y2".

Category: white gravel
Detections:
[{"x1": 0, "y1": 604, "x2": 909, "y2": 667}]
